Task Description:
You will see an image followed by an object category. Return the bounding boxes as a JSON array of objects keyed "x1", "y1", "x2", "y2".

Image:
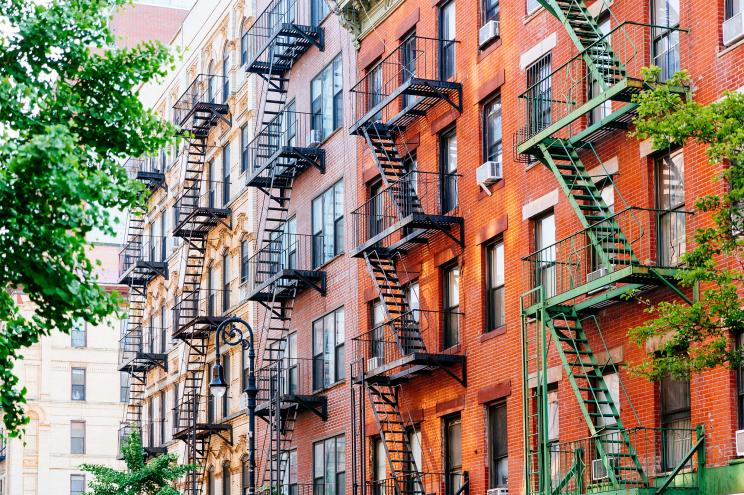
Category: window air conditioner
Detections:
[
  {"x1": 307, "y1": 129, "x2": 323, "y2": 148},
  {"x1": 591, "y1": 458, "x2": 619, "y2": 481},
  {"x1": 367, "y1": 356, "x2": 384, "y2": 371},
  {"x1": 486, "y1": 488, "x2": 508, "y2": 495},
  {"x1": 476, "y1": 161, "x2": 502, "y2": 194},
  {"x1": 479, "y1": 20, "x2": 500, "y2": 47},
  {"x1": 587, "y1": 266, "x2": 610, "y2": 283},
  {"x1": 736, "y1": 429, "x2": 744, "y2": 457},
  {"x1": 723, "y1": 11, "x2": 744, "y2": 46}
]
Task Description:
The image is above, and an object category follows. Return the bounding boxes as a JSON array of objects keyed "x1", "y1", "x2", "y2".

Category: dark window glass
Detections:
[
  {"x1": 240, "y1": 240, "x2": 250, "y2": 284},
  {"x1": 241, "y1": 125, "x2": 250, "y2": 173},
  {"x1": 367, "y1": 62, "x2": 383, "y2": 122},
  {"x1": 442, "y1": 262, "x2": 460, "y2": 348},
  {"x1": 312, "y1": 181, "x2": 344, "y2": 266},
  {"x1": 70, "y1": 475, "x2": 86, "y2": 495},
  {"x1": 71, "y1": 319, "x2": 86, "y2": 348},
  {"x1": 222, "y1": 45, "x2": 230, "y2": 102},
  {"x1": 439, "y1": 1, "x2": 456, "y2": 80},
  {"x1": 240, "y1": 25, "x2": 249, "y2": 66},
  {"x1": 444, "y1": 414, "x2": 462, "y2": 495},
  {"x1": 483, "y1": 96, "x2": 502, "y2": 164},
  {"x1": 222, "y1": 352, "x2": 230, "y2": 417},
  {"x1": 483, "y1": 0, "x2": 499, "y2": 24},
  {"x1": 71, "y1": 421, "x2": 85, "y2": 454},
  {"x1": 222, "y1": 253, "x2": 231, "y2": 313},
  {"x1": 656, "y1": 150, "x2": 686, "y2": 266},
  {"x1": 727, "y1": 0, "x2": 744, "y2": 18},
  {"x1": 660, "y1": 376, "x2": 692, "y2": 471},
  {"x1": 311, "y1": 56, "x2": 343, "y2": 139},
  {"x1": 71, "y1": 368, "x2": 85, "y2": 401},
  {"x1": 223, "y1": 463, "x2": 231, "y2": 495},
  {"x1": 159, "y1": 391, "x2": 166, "y2": 445},
  {"x1": 488, "y1": 401, "x2": 508, "y2": 488},
  {"x1": 223, "y1": 143, "x2": 231, "y2": 205},
  {"x1": 440, "y1": 127, "x2": 458, "y2": 212},
  {"x1": 401, "y1": 32, "x2": 418, "y2": 109},
  {"x1": 652, "y1": 0, "x2": 680, "y2": 81},
  {"x1": 526, "y1": 54, "x2": 552, "y2": 136},
  {"x1": 485, "y1": 239, "x2": 505, "y2": 331},
  {"x1": 312, "y1": 307, "x2": 345, "y2": 389}
]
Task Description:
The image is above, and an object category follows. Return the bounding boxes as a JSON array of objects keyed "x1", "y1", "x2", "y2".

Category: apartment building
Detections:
[{"x1": 326, "y1": 0, "x2": 744, "y2": 495}]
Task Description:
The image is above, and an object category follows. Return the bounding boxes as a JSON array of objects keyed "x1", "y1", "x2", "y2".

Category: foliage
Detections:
[
  {"x1": 627, "y1": 67, "x2": 744, "y2": 380},
  {"x1": 0, "y1": 0, "x2": 177, "y2": 435},
  {"x1": 81, "y1": 429, "x2": 195, "y2": 495}
]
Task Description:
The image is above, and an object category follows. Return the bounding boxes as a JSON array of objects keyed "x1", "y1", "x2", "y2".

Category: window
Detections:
[
  {"x1": 222, "y1": 253, "x2": 231, "y2": 312},
  {"x1": 442, "y1": 262, "x2": 460, "y2": 349},
  {"x1": 367, "y1": 61, "x2": 383, "y2": 121},
  {"x1": 147, "y1": 398, "x2": 155, "y2": 448},
  {"x1": 372, "y1": 437, "x2": 386, "y2": 495},
  {"x1": 591, "y1": 183, "x2": 616, "y2": 272},
  {"x1": 526, "y1": 54, "x2": 552, "y2": 136},
  {"x1": 159, "y1": 391, "x2": 166, "y2": 446},
  {"x1": 482, "y1": 0, "x2": 499, "y2": 25},
  {"x1": 440, "y1": 127, "x2": 458, "y2": 212},
  {"x1": 526, "y1": 0, "x2": 540, "y2": 14},
  {"x1": 207, "y1": 468, "x2": 215, "y2": 495},
  {"x1": 401, "y1": 32, "x2": 419, "y2": 109},
  {"x1": 311, "y1": 0, "x2": 329, "y2": 26},
  {"x1": 488, "y1": 401, "x2": 508, "y2": 488},
  {"x1": 547, "y1": 385, "x2": 560, "y2": 486},
  {"x1": 222, "y1": 142, "x2": 231, "y2": 205},
  {"x1": 160, "y1": 306, "x2": 167, "y2": 353},
  {"x1": 222, "y1": 351, "x2": 230, "y2": 418},
  {"x1": 240, "y1": 24, "x2": 249, "y2": 66},
  {"x1": 71, "y1": 319, "x2": 86, "y2": 348},
  {"x1": 483, "y1": 96, "x2": 502, "y2": 165},
  {"x1": 656, "y1": 150, "x2": 686, "y2": 266},
  {"x1": 208, "y1": 160, "x2": 216, "y2": 208},
  {"x1": 281, "y1": 333, "x2": 299, "y2": 396},
  {"x1": 242, "y1": 456, "x2": 250, "y2": 495},
  {"x1": 727, "y1": 0, "x2": 744, "y2": 20},
  {"x1": 652, "y1": 0, "x2": 680, "y2": 81},
  {"x1": 240, "y1": 240, "x2": 250, "y2": 284},
  {"x1": 485, "y1": 239, "x2": 505, "y2": 331},
  {"x1": 534, "y1": 212, "x2": 556, "y2": 298},
  {"x1": 120, "y1": 371, "x2": 129, "y2": 403},
  {"x1": 71, "y1": 368, "x2": 85, "y2": 401},
  {"x1": 222, "y1": 44, "x2": 230, "y2": 103},
  {"x1": 223, "y1": 462, "x2": 231, "y2": 495},
  {"x1": 241, "y1": 125, "x2": 250, "y2": 174},
  {"x1": 439, "y1": 0, "x2": 456, "y2": 81},
  {"x1": 208, "y1": 62, "x2": 216, "y2": 104},
  {"x1": 281, "y1": 449, "x2": 298, "y2": 495},
  {"x1": 70, "y1": 475, "x2": 85, "y2": 495},
  {"x1": 370, "y1": 299, "x2": 386, "y2": 361},
  {"x1": 313, "y1": 307, "x2": 345, "y2": 389},
  {"x1": 173, "y1": 382, "x2": 180, "y2": 430},
  {"x1": 311, "y1": 56, "x2": 343, "y2": 139},
  {"x1": 313, "y1": 435, "x2": 346, "y2": 495},
  {"x1": 660, "y1": 376, "x2": 692, "y2": 471},
  {"x1": 589, "y1": 18, "x2": 613, "y2": 124},
  {"x1": 312, "y1": 181, "x2": 344, "y2": 266},
  {"x1": 444, "y1": 414, "x2": 462, "y2": 495},
  {"x1": 71, "y1": 421, "x2": 85, "y2": 454},
  {"x1": 595, "y1": 371, "x2": 621, "y2": 459},
  {"x1": 737, "y1": 332, "x2": 744, "y2": 429}
]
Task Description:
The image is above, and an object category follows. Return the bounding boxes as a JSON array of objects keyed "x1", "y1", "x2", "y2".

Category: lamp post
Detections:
[{"x1": 209, "y1": 316, "x2": 256, "y2": 495}]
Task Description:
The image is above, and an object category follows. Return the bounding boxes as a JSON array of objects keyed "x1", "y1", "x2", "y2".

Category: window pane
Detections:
[{"x1": 314, "y1": 442, "x2": 324, "y2": 478}]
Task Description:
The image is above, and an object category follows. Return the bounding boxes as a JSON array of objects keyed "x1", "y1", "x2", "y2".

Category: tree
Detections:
[
  {"x1": 0, "y1": 0, "x2": 177, "y2": 435},
  {"x1": 81, "y1": 430, "x2": 195, "y2": 495},
  {"x1": 627, "y1": 67, "x2": 744, "y2": 380}
]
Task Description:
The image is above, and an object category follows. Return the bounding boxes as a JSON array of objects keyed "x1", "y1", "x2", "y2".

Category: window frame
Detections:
[
  {"x1": 485, "y1": 238, "x2": 505, "y2": 332},
  {"x1": 311, "y1": 180, "x2": 345, "y2": 267},
  {"x1": 438, "y1": 0, "x2": 456, "y2": 81},
  {"x1": 71, "y1": 367, "x2": 86, "y2": 401},
  {"x1": 312, "y1": 307, "x2": 345, "y2": 390},
  {"x1": 442, "y1": 261, "x2": 460, "y2": 349},
  {"x1": 222, "y1": 142, "x2": 231, "y2": 205},
  {"x1": 482, "y1": 0, "x2": 500, "y2": 26},
  {"x1": 525, "y1": 53, "x2": 552, "y2": 138},
  {"x1": 443, "y1": 413, "x2": 462, "y2": 495},
  {"x1": 241, "y1": 125, "x2": 250, "y2": 174},
  {"x1": 651, "y1": 0, "x2": 681, "y2": 81},
  {"x1": 310, "y1": 55, "x2": 343, "y2": 140},
  {"x1": 488, "y1": 400, "x2": 508, "y2": 489},
  {"x1": 439, "y1": 126, "x2": 458, "y2": 213},
  {"x1": 312, "y1": 434, "x2": 346, "y2": 494},
  {"x1": 655, "y1": 150, "x2": 686, "y2": 266},
  {"x1": 70, "y1": 420, "x2": 86, "y2": 454},
  {"x1": 222, "y1": 44, "x2": 230, "y2": 103},
  {"x1": 483, "y1": 95, "x2": 503, "y2": 165},
  {"x1": 70, "y1": 474, "x2": 86, "y2": 495},
  {"x1": 71, "y1": 319, "x2": 87, "y2": 348},
  {"x1": 222, "y1": 461, "x2": 231, "y2": 495}
]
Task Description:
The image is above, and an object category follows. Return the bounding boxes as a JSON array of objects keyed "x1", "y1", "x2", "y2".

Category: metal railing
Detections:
[
  {"x1": 527, "y1": 426, "x2": 701, "y2": 495},
  {"x1": 352, "y1": 171, "x2": 459, "y2": 249},
  {"x1": 119, "y1": 235, "x2": 168, "y2": 277},
  {"x1": 522, "y1": 207, "x2": 692, "y2": 307},
  {"x1": 255, "y1": 483, "x2": 349, "y2": 495},
  {"x1": 515, "y1": 22, "x2": 687, "y2": 149},
  {"x1": 174, "y1": 179, "x2": 232, "y2": 224},
  {"x1": 350, "y1": 36, "x2": 459, "y2": 129},
  {"x1": 249, "y1": 110, "x2": 322, "y2": 173},
  {"x1": 173, "y1": 288, "x2": 231, "y2": 331},
  {"x1": 245, "y1": 0, "x2": 318, "y2": 69},
  {"x1": 123, "y1": 156, "x2": 165, "y2": 179},
  {"x1": 173, "y1": 74, "x2": 229, "y2": 129},
  {"x1": 142, "y1": 418, "x2": 168, "y2": 451},
  {"x1": 247, "y1": 233, "x2": 322, "y2": 292},
  {"x1": 365, "y1": 472, "x2": 469, "y2": 495},
  {"x1": 118, "y1": 325, "x2": 168, "y2": 365},
  {"x1": 256, "y1": 358, "x2": 334, "y2": 405}
]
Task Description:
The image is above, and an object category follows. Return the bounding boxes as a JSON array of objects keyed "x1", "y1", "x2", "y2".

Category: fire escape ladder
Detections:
[
  {"x1": 361, "y1": 124, "x2": 410, "y2": 190},
  {"x1": 363, "y1": 250, "x2": 426, "y2": 355},
  {"x1": 261, "y1": 362, "x2": 300, "y2": 488},
  {"x1": 546, "y1": 308, "x2": 647, "y2": 486},
  {"x1": 367, "y1": 383, "x2": 424, "y2": 495}
]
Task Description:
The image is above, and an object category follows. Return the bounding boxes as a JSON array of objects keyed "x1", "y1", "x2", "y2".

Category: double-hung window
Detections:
[
  {"x1": 652, "y1": 0, "x2": 681, "y2": 81},
  {"x1": 159, "y1": 391, "x2": 166, "y2": 445},
  {"x1": 534, "y1": 212, "x2": 556, "y2": 298},
  {"x1": 222, "y1": 462, "x2": 231, "y2": 495},
  {"x1": 240, "y1": 240, "x2": 250, "y2": 284},
  {"x1": 312, "y1": 181, "x2": 344, "y2": 266},
  {"x1": 367, "y1": 62, "x2": 383, "y2": 122},
  {"x1": 208, "y1": 160, "x2": 216, "y2": 208},
  {"x1": 488, "y1": 401, "x2": 508, "y2": 488},
  {"x1": 483, "y1": 96, "x2": 502, "y2": 166},
  {"x1": 656, "y1": 150, "x2": 686, "y2": 266},
  {"x1": 222, "y1": 143, "x2": 231, "y2": 205},
  {"x1": 70, "y1": 474, "x2": 86, "y2": 495},
  {"x1": 241, "y1": 125, "x2": 250, "y2": 174},
  {"x1": 312, "y1": 307, "x2": 345, "y2": 389},
  {"x1": 71, "y1": 319, "x2": 87, "y2": 348},
  {"x1": 240, "y1": 25, "x2": 249, "y2": 66},
  {"x1": 485, "y1": 239, "x2": 505, "y2": 331},
  {"x1": 222, "y1": 45, "x2": 230, "y2": 103},
  {"x1": 440, "y1": 127, "x2": 458, "y2": 213},
  {"x1": 442, "y1": 262, "x2": 460, "y2": 349},
  {"x1": 222, "y1": 253, "x2": 231, "y2": 312},
  {"x1": 401, "y1": 32, "x2": 418, "y2": 109},
  {"x1": 70, "y1": 421, "x2": 85, "y2": 454},
  {"x1": 311, "y1": 0, "x2": 329, "y2": 26},
  {"x1": 222, "y1": 351, "x2": 230, "y2": 418},
  {"x1": 483, "y1": 0, "x2": 499, "y2": 25},
  {"x1": 526, "y1": 54, "x2": 552, "y2": 136},
  {"x1": 313, "y1": 435, "x2": 346, "y2": 494},
  {"x1": 311, "y1": 56, "x2": 343, "y2": 140},
  {"x1": 439, "y1": 0, "x2": 456, "y2": 81},
  {"x1": 71, "y1": 368, "x2": 85, "y2": 401},
  {"x1": 444, "y1": 414, "x2": 462, "y2": 495},
  {"x1": 120, "y1": 371, "x2": 129, "y2": 403},
  {"x1": 283, "y1": 333, "x2": 299, "y2": 396},
  {"x1": 660, "y1": 376, "x2": 692, "y2": 471}
]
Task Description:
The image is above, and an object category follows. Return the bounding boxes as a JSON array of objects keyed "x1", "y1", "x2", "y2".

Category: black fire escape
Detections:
[
  {"x1": 243, "y1": 0, "x2": 324, "y2": 489},
  {"x1": 348, "y1": 36, "x2": 468, "y2": 495},
  {"x1": 171, "y1": 74, "x2": 232, "y2": 495},
  {"x1": 118, "y1": 156, "x2": 168, "y2": 457}
]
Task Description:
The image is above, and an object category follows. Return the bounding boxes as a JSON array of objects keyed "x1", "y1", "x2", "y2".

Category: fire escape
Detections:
[
  {"x1": 118, "y1": 157, "x2": 169, "y2": 457},
  {"x1": 347, "y1": 36, "x2": 467, "y2": 495},
  {"x1": 517, "y1": 2, "x2": 703, "y2": 494},
  {"x1": 243, "y1": 0, "x2": 325, "y2": 490},
  {"x1": 171, "y1": 74, "x2": 232, "y2": 495}
]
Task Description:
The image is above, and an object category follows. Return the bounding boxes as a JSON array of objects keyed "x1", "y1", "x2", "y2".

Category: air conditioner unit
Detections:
[
  {"x1": 723, "y1": 11, "x2": 744, "y2": 46},
  {"x1": 367, "y1": 356, "x2": 384, "y2": 370},
  {"x1": 736, "y1": 429, "x2": 744, "y2": 456},
  {"x1": 587, "y1": 266, "x2": 610, "y2": 283},
  {"x1": 476, "y1": 161, "x2": 502, "y2": 194},
  {"x1": 307, "y1": 129, "x2": 323, "y2": 147},
  {"x1": 486, "y1": 488, "x2": 508, "y2": 495},
  {"x1": 591, "y1": 458, "x2": 619, "y2": 481},
  {"x1": 479, "y1": 20, "x2": 500, "y2": 47}
]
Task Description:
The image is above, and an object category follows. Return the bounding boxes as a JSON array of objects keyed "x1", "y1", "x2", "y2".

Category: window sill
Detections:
[
  {"x1": 523, "y1": 6, "x2": 545, "y2": 25},
  {"x1": 319, "y1": 126, "x2": 343, "y2": 148},
  {"x1": 313, "y1": 380, "x2": 345, "y2": 394},
  {"x1": 313, "y1": 252, "x2": 345, "y2": 271},
  {"x1": 480, "y1": 325, "x2": 507, "y2": 342},
  {"x1": 477, "y1": 37, "x2": 502, "y2": 63},
  {"x1": 719, "y1": 36, "x2": 744, "y2": 57}
]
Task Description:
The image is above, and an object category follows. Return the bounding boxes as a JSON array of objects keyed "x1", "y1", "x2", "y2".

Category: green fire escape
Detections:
[{"x1": 518, "y1": 2, "x2": 703, "y2": 495}]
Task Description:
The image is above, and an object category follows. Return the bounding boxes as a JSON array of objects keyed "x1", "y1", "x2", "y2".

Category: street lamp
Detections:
[{"x1": 209, "y1": 316, "x2": 257, "y2": 495}]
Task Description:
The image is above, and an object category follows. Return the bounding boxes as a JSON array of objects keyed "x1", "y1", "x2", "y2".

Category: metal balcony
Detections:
[
  {"x1": 246, "y1": 110, "x2": 325, "y2": 190},
  {"x1": 172, "y1": 180, "x2": 231, "y2": 238},
  {"x1": 245, "y1": 233, "x2": 326, "y2": 302},
  {"x1": 514, "y1": 22, "x2": 688, "y2": 157},
  {"x1": 123, "y1": 156, "x2": 166, "y2": 192},
  {"x1": 172, "y1": 392, "x2": 231, "y2": 442},
  {"x1": 350, "y1": 171, "x2": 464, "y2": 257},
  {"x1": 244, "y1": 0, "x2": 324, "y2": 75},
  {"x1": 118, "y1": 235, "x2": 168, "y2": 286},
  {"x1": 349, "y1": 36, "x2": 462, "y2": 134},
  {"x1": 351, "y1": 309, "x2": 465, "y2": 385},
  {"x1": 521, "y1": 207, "x2": 693, "y2": 312},
  {"x1": 118, "y1": 323, "x2": 168, "y2": 372},
  {"x1": 172, "y1": 288, "x2": 230, "y2": 340},
  {"x1": 173, "y1": 74, "x2": 231, "y2": 136},
  {"x1": 255, "y1": 358, "x2": 328, "y2": 419},
  {"x1": 365, "y1": 472, "x2": 470, "y2": 495}
]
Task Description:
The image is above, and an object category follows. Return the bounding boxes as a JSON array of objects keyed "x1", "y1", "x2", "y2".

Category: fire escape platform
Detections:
[
  {"x1": 173, "y1": 207, "x2": 231, "y2": 238},
  {"x1": 255, "y1": 394, "x2": 327, "y2": 419},
  {"x1": 246, "y1": 24, "x2": 323, "y2": 76},
  {"x1": 180, "y1": 102, "x2": 230, "y2": 135},
  {"x1": 349, "y1": 77, "x2": 462, "y2": 135},
  {"x1": 118, "y1": 353, "x2": 168, "y2": 373},
  {"x1": 361, "y1": 352, "x2": 466, "y2": 385},
  {"x1": 246, "y1": 146, "x2": 325, "y2": 189},
  {"x1": 136, "y1": 170, "x2": 166, "y2": 192},
  {"x1": 173, "y1": 422, "x2": 232, "y2": 441},
  {"x1": 245, "y1": 268, "x2": 326, "y2": 301},
  {"x1": 118, "y1": 261, "x2": 168, "y2": 287},
  {"x1": 172, "y1": 316, "x2": 228, "y2": 340}
]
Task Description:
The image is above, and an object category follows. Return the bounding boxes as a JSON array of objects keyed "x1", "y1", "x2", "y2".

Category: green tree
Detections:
[
  {"x1": 627, "y1": 67, "x2": 744, "y2": 380},
  {"x1": 81, "y1": 430, "x2": 195, "y2": 495},
  {"x1": 0, "y1": 0, "x2": 177, "y2": 435}
]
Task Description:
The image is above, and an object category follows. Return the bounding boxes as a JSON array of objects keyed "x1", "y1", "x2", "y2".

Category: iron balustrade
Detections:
[
  {"x1": 123, "y1": 156, "x2": 165, "y2": 179},
  {"x1": 118, "y1": 325, "x2": 168, "y2": 366},
  {"x1": 174, "y1": 179, "x2": 233, "y2": 224},
  {"x1": 247, "y1": 233, "x2": 321, "y2": 291},
  {"x1": 526, "y1": 426, "x2": 702, "y2": 495},
  {"x1": 255, "y1": 358, "x2": 333, "y2": 406},
  {"x1": 365, "y1": 472, "x2": 470, "y2": 495},
  {"x1": 349, "y1": 36, "x2": 460, "y2": 131},
  {"x1": 352, "y1": 171, "x2": 459, "y2": 250},
  {"x1": 515, "y1": 22, "x2": 688, "y2": 152},
  {"x1": 248, "y1": 110, "x2": 322, "y2": 175},
  {"x1": 522, "y1": 207, "x2": 693, "y2": 307},
  {"x1": 142, "y1": 418, "x2": 168, "y2": 451},
  {"x1": 173, "y1": 288, "x2": 231, "y2": 331},
  {"x1": 172, "y1": 74, "x2": 229, "y2": 130},
  {"x1": 119, "y1": 235, "x2": 168, "y2": 278}
]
